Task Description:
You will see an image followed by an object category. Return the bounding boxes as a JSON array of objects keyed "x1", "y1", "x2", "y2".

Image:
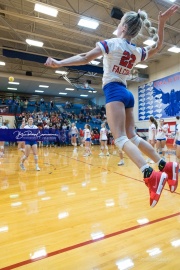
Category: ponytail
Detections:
[
  {"x1": 138, "y1": 10, "x2": 159, "y2": 49},
  {"x1": 123, "y1": 10, "x2": 159, "y2": 49}
]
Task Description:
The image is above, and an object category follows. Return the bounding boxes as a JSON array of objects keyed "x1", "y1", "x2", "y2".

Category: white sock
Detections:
[{"x1": 140, "y1": 164, "x2": 149, "y2": 173}]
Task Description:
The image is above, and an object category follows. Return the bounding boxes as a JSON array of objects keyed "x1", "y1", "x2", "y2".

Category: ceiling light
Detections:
[
  {"x1": 169, "y1": 0, "x2": 176, "y2": 2},
  {"x1": 7, "y1": 87, "x2": 17, "y2": 90},
  {"x1": 143, "y1": 39, "x2": 156, "y2": 46},
  {"x1": 34, "y1": 3, "x2": 58, "y2": 17},
  {"x1": 35, "y1": 90, "x2": 44, "y2": 93},
  {"x1": 88, "y1": 90, "x2": 97, "y2": 93},
  {"x1": 135, "y1": 64, "x2": 148, "y2": 69},
  {"x1": 168, "y1": 46, "x2": 180, "y2": 53},
  {"x1": 8, "y1": 82, "x2": 20, "y2": 85},
  {"x1": 59, "y1": 92, "x2": 67, "y2": 95},
  {"x1": 80, "y1": 94, "x2": 88, "y2": 97},
  {"x1": 89, "y1": 60, "x2": 100, "y2": 65},
  {"x1": 39, "y1": 85, "x2": 49, "y2": 88},
  {"x1": 78, "y1": 18, "x2": 99, "y2": 29},
  {"x1": 0, "y1": 61, "x2": 5, "y2": 66},
  {"x1": 65, "y1": 88, "x2": 74, "y2": 91},
  {"x1": 113, "y1": 29, "x2": 117, "y2": 35},
  {"x1": 26, "y1": 39, "x2": 43, "y2": 47},
  {"x1": 55, "y1": 70, "x2": 67, "y2": 75}
]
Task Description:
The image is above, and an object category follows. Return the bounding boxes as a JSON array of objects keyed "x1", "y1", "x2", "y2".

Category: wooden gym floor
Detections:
[{"x1": 0, "y1": 145, "x2": 180, "y2": 270}]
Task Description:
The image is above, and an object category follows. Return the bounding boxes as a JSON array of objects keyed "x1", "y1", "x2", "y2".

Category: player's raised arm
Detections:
[
  {"x1": 44, "y1": 45, "x2": 102, "y2": 68},
  {"x1": 147, "y1": 5, "x2": 178, "y2": 59}
]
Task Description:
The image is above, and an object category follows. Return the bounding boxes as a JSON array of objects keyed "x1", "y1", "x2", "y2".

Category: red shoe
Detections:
[
  {"x1": 144, "y1": 171, "x2": 167, "y2": 207},
  {"x1": 161, "y1": 162, "x2": 178, "y2": 192}
]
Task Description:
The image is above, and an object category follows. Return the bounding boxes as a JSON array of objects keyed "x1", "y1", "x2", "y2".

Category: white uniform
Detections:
[
  {"x1": 100, "y1": 127, "x2": 107, "y2": 140},
  {"x1": 97, "y1": 38, "x2": 148, "y2": 87},
  {"x1": 0, "y1": 125, "x2": 8, "y2": 129},
  {"x1": 24, "y1": 124, "x2": 38, "y2": 129},
  {"x1": 84, "y1": 128, "x2": 91, "y2": 141},
  {"x1": 148, "y1": 123, "x2": 156, "y2": 140},
  {"x1": 71, "y1": 126, "x2": 78, "y2": 136},
  {"x1": 156, "y1": 124, "x2": 168, "y2": 140}
]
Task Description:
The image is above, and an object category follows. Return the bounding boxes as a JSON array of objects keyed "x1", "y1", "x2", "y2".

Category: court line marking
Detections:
[
  {"x1": 1, "y1": 212, "x2": 180, "y2": 270},
  {"x1": 1, "y1": 152, "x2": 179, "y2": 270},
  {"x1": 60, "y1": 153, "x2": 180, "y2": 195}
]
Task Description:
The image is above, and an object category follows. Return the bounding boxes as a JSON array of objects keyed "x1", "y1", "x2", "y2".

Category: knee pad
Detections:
[
  {"x1": 115, "y1": 136, "x2": 129, "y2": 151},
  {"x1": 74, "y1": 143, "x2": 77, "y2": 147},
  {"x1": 22, "y1": 155, "x2": 27, "y2": 161},
  {"x1": 101, "y1": 146, "x2": 104, "y2": 150},
  {"x1": 0, "y1": 146, "x2": 4, "y2": 150},
  {"x1": 34, "y1": 155, "x2": 38, "y2": 160},
  {"x1": 130, "y1": 135, "x2": 142, "y2": 147}
]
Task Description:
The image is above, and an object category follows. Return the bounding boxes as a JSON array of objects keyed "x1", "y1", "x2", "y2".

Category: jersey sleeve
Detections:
[
  {"x1": 96, "y1": 39, "x2": 114, "y2": 55},
  {"x1": 151, "y1": 124, "x2": 156, "y2": 130},
  {"x1": 136, "y1": 47, "x2": 148, "y2": 62}
]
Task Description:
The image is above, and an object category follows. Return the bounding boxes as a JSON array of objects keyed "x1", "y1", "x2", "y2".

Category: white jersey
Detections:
[
  {"x1": 71, "y1": 126, "x2": 78, "y2": 135},
  {"x1": 100, "y1": 127, "x2": 107, "y2": 140},
  {"x1": 0, "y1": 125, "x2": 8, "y2": 129},
  {"x1": 44, "y1": 124, "x2": 49, "y2": 129},
  {"x1": 148, "y1": 123, "x2": 156, "y2": 140},
  {"x1": 97, "y1": 38, "x2": 148, "y2": 87},
  {"x1": 176, "y1": 123, "x2": 180, "y2": 141},
  {"x1": 84, "y1": 128, "x2": 91, "y2": 140},
  {"x1": 24, "y1": 125, "x2": 38, "y2": 129},
  {"x1": 156, "y1": 124, "x2": 168, "y2": 139},
  {"x1": 20, "y1": 124, "x2": 25, "y2": 129}
]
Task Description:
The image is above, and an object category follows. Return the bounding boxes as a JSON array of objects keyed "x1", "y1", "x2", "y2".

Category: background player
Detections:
[
  {"x1": 99, "y1": 123, "x2": 109, "y2": 156},
  {"x1": 156, "y1": 119, "x2": 169, "y2": 160},
  {"x1": 0, "y1": 122, "x2": 8, "y2": 157},
  {"x1": 70, "y1": 123, "x2": 78, "y2": 152},
  {"x1": 20, "y1": 117, "x2": 40, "y2": 171}
]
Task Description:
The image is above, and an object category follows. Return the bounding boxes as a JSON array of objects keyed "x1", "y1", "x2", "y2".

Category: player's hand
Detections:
[
  {"x1": 44, "y1": 57, "x2": 61, "y2": 68},
  {"x1": 158, "y1": 5, "x2": 178, "y2": 24}
]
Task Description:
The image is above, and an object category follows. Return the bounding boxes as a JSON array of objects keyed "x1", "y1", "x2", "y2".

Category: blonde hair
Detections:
[{"x1": 123, "y1": 10, "x2": 158, "y2": 49}]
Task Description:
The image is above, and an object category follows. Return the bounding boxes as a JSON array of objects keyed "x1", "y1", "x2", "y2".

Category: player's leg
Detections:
[
  {"x1": 32, "y1": 143, "x2": 40, "y2": 171},
  {"x1": 106, "y1": 101, "x2": 167, "y2": 207},
  {"x1": 126, "y1": 107, "x2": 178, "y2": 194},
  {"x1": 20, "y1": 143, "x2": 30, "y2": 170},
  {"x1": 99, "y1": 140, "x2": 105, "y2": 156},
  {"x1": 118, "y1": 150, "x2": 124, "y2": 166}
]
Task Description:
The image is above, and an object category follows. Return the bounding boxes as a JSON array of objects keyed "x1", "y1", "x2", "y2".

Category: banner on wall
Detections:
[
  {"x1": 0, "y1": 129, "x2": 63, "y2": 142},
  {"x1": 138, "y1": 72, "x2": 180, "y2": 121}
]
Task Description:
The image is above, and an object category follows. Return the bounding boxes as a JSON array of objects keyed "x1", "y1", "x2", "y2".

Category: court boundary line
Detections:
[
  {"x1": 1, "y1": 212, "x2": 180, "y2": 270},
  {"x1": 61, "y1": 153, "x2": 180, "y2": 195},
  {"x1": 1, "y1": 152, "x2": 179, "y2": 270}
]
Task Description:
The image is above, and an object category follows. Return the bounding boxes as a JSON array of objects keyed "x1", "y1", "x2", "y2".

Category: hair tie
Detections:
[{"x1": 137, "y1": 9, "x2": 141, "y2": 18}]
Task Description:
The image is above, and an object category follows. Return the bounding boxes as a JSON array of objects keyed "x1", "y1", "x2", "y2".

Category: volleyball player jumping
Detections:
[{"x1": 45, "y1": 5, "x2": 179, "y2": 207}]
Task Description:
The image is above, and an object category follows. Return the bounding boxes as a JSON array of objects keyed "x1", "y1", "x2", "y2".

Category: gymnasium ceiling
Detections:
[{"x1": 0, "y1": 0, "x2": 179, "y2": 99}]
